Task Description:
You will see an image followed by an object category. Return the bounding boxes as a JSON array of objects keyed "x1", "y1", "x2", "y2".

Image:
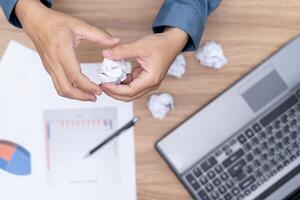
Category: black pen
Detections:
[{"x1": 84, "y1": 117, "x2": 139, "y2": 158}]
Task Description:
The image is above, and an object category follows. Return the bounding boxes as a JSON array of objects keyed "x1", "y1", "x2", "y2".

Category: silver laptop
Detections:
[{"x1": 156, "y1": 35, "x2": 300, "y2": 200}]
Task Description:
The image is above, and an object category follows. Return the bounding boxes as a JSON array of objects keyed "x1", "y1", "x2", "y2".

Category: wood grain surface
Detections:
[{"x1": 0, "y1": 0, "x2": 299, "y2": 199}]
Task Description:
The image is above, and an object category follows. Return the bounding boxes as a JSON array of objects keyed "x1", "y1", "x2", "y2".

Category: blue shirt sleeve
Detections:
[
  {"x1": 153, "y1": 0, "x2": 221, "y2": 51},
  {"x1": 0, "y1": 0, "x2": 52, "y2": 28}
]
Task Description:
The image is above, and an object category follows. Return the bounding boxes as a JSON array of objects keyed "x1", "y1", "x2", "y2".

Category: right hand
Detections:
[{"x1": 15, "y1": 0, "x2": 120, "y2": 101}]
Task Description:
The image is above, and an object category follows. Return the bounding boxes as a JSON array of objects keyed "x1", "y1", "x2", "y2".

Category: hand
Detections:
[
  {"x1": 101, "y1": 27, "x2": 188, "y2": 102},
  {"x1": 15, "y1": 0, "x2": 120, "y2": 101}
]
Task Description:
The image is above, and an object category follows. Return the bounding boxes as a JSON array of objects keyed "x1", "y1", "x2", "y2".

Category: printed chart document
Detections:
[
  {"x1": 0, "y1": 41, "x2": 136, "y2": 200},
  {"x1": 45, "y1": 108, "x2": 120, "y2": 185}
]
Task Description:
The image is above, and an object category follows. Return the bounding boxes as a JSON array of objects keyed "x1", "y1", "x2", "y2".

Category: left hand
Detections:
[{"x1": 101, "y1": 27, "x2": 188, "y2": 102}]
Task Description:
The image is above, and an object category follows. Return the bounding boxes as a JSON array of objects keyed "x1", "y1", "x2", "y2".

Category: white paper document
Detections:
[
  {"x1": 44, "y1": 108, "x2": 120, "y2": 185},
  {"x1": 0, "y1": 41, "x2": 136, "y2": 200}
]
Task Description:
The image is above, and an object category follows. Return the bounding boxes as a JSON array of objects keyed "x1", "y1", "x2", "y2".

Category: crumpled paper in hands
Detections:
[
  {"x1": 97, "y1": 58, "x2": 132, "y2": 84},
  {"x1": 147, "y1": 93, "x2": 174, "y2": 120},
  {"x1": 167, "y1": 54, "x2": 187, "y2": 78},
  {"x1": 195, "y1": 41, "x2": 228, "y2": 69}
]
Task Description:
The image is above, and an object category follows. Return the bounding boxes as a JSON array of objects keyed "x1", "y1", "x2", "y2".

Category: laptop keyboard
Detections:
[{"x1": 183, "y1": 88, "x2": 300, "y2": 200}]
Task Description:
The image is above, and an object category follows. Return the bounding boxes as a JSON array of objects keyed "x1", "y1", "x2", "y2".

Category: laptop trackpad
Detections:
[{"x1": 241, "y1": 70, "x2": 288, "y2": 112}]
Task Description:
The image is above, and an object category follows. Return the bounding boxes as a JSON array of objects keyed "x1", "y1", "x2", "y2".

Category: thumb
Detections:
[
  {"x1": 76, "y1": 22, "x2": 120, "y2": 45},
  {"x1": 102, "y1": 43, "x2": 140, "y2": 60}
]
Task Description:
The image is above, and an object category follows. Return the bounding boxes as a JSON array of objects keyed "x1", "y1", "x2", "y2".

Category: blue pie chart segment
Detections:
[{"x1": 0, "y1": 140, "x2": 31, "y2": 175}]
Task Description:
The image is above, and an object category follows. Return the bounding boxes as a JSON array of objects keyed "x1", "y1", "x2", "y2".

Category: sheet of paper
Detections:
[
  {"x1": 0, "y1": 41, "x2": 136, "y2": 200},
  {"x1": 45, "y1": 108, "x2": 120, "y2": 185}
]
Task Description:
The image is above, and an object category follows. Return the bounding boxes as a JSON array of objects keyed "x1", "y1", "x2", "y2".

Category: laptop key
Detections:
[
  {"x1": 224, "y1": 193, "x2": 232, "y2": 200},
  {"x1": 253, "y1": 147, "x2": 261, "y2": 156},
  {"x1": 260, "y1": 141, "x2": 268, "y2": 150},
  {"x1": 201, "y1": 157, "x2": 217, "y2": 171},
  {"x1": 268, "y1": 136, "x2": 275, "y2": 144},
  {"x1": 198, "y1": 190, "x2": 211, "y2": 200},
  {"x1": 245, "y1": 129, "x2": 255, "y2": 138},
  {"x1": 290, "y1": 131, "x2": 297, "y2": 139},
  {"x1": 289, "y1": 119, "x2": 297, "y2": 128},
  {"x1": 274, "y1": 120, "x2": 281, "y2": 129},
  {"x1": 244, "y1": 189, "x2": 251, "y2": 196},
  {"x1": 228, "y1": 159, "x2": 246, "y2": 177},
  {"x1": 251, "y1": 184, "x2": 257, "y2": 191},
  {"x1": 251, "y1": 137, "x2": 259, "y2": 146},
  {"x1": 237, "y1": 134, "x2": 247, "y2": 144},
  {"x1": 243, "y1": 142, "x2": 252, "y2": 151},
  {"x1": 225, "y1": 148, "x2": 233, "y2": 156},
  {"x1": 245, "y1": 165, "x2": 254, "y2": 173},
  {"x1": 220, "y1": 172, "x2": 229, "y2": 181},
  {"x1": 266, "y1": 125, "x2": 274, "y2": 134},
  {"x1": 283, "y1": 125, "x2": 290, "y2": 133},
  {"x1": 232, "y1": 187, "x2": 240, "y2": 195},
  {"x1": 211, "y1": 191, "x2": 219, "y2": 199},
  {"x1": 185, "y1": 173, "x2": 195, "y2": 183},
  {"x1": 193, "y1": 167, "x2": 202, "y2": 177},
  {"x1": 222, "y1": 149, "x2": 245, "y2": 167},
  {"x1": 258, "y1": 131, "x2": 267, "y2": 140},
  {"x1": 252, "y1": 123, "x2": 262, "y2": 133},
  {"x1": 239, "y1": 176, "x2": 255, "y2": 190},
  {"x1": 253, "y1": 159, "x2": 261, "y2": 168},
  {"x1": 225, "y1": 180, "x2": 234, "y2": 188},
  {"x1": 214, "y1": 165, "x2": 223, "y2": 174},
  {"x1": 288, "y1": 108, "x2": 296, "y2": 118},
  {"x1": 205, "y1": 183, "x2": 214, "y2": 192},
  {"x1": 218, "y1": 185, "x2": 226, "y2": 194},
  {"x1": 191, "y1": 181, "x2": 200, "y2": 191},
  {"x1": 208, "y1": 171, "x2": 216, "y2": 179},
  {"x1": 235, "y1": 171, "x2": 246, "y2": 181},
  {"x1": 199, "y1": 175, "x2": 208, "y2": 185},
  {"x1": 213, "y1": 178, "x2": 221, "y2": 187},
  {"x1": 281, "y1": 114, "x2": 288, "y2": 123}
]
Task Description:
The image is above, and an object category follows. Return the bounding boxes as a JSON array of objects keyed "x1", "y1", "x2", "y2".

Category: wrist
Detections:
[
  {"x1": 163, "y1": 27, "x2": 188, "y2": 52},
  {"x1": 15, "y1": 0, "x2": 48, "y2": 29}
]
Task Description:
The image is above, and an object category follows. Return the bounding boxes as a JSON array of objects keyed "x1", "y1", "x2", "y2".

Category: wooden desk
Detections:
[{"x1": 0, "y1": 0, "x2": 300, "y2": 199}]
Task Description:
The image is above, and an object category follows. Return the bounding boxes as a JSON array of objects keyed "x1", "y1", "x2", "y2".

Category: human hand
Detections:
[
  {"x1": 101, "y1": 27, "x2": 188, "y2": 102},
  {"x1": 15, "y1": 0, "x2": 120, "y2": 101}
]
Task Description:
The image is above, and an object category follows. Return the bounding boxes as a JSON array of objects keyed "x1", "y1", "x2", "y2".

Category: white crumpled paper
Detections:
[
  {"x1": 167, "y1": 54, "x2": 187, "y2": 78},
  {"x1": 97, "y1": 58, "x2": 132, "y2": 84},
  {"x1": 147, "y1": 93, "x2": 174, "y2": 120},
  {"x1": 195, "y1": 41, "x2": 228, "y2": 69}
]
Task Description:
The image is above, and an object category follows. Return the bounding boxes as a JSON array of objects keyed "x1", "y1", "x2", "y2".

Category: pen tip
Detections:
[
  {"x1": 133, "y1": 117, "x2": 139, "y2": 123},
  {"x1": 83, "y1": 153, "x2": 90, "y2": 159}
]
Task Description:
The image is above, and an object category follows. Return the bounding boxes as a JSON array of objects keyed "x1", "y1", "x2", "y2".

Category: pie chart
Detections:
[{"x1": 0, "y1": 140, "x2": 31, "y2": 175}]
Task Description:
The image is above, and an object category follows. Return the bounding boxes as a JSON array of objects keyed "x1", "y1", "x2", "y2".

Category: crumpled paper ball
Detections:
[
  {"x1": 147, "y1": 93, "x2": 174, "y2": 120},
  {"x1": 195, "y1": 41, "x2": 228, "y2": 69},
  {"x1": 97, "y1": 58, "x2": 132, "y2": 84},
  {"x1": 167, "y1": 54, "x2": 187, "y2": 78}
]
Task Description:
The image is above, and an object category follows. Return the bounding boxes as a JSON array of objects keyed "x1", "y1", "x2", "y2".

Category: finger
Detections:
[
  {"x1": 57, "y1": 45, "x2": 102, "y2": 95},
  {"x1": 102, "y1": 43, "x2": 141, "y2": 60},
  {"x1": 121, "y1": 74, "x2": 133, "y2": 84},
  {"x1": 103, "y1": 86, "x2": 153, "y2": 102},
  {"x1": 121, "y1": 66, "x2": 143, "y2": 84},
  {"x1": 47, "y1": 57, "x2": 97, "y2": 101},
  {"x1": 76, "y1": 22, "x2": 120, "y2": 45},
  {"x1": 55, "y1": 72, "x2": 97, "y2": 101},
  {"x1": 101, "y1": 71, "x2": 153, "y2": 97},
  {"x1": 48, "y1": 65, "x2": 97, "y2": 102}
]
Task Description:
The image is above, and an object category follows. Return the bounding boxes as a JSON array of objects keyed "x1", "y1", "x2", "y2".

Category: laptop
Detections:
[{"x1": 156, "y1": 35, "x2": 300, "y2": 200}]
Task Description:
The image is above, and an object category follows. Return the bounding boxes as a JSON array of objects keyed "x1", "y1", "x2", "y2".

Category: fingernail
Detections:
[
  {"x1": 95, "y1": 90, "x2": 101, "y2": 96},
  {"x1": 103, "y1": 49, "x2": 112, "y2": 58},
  {"x1": 112, "y1": 37, "x2": 120, "y2": 42}
]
